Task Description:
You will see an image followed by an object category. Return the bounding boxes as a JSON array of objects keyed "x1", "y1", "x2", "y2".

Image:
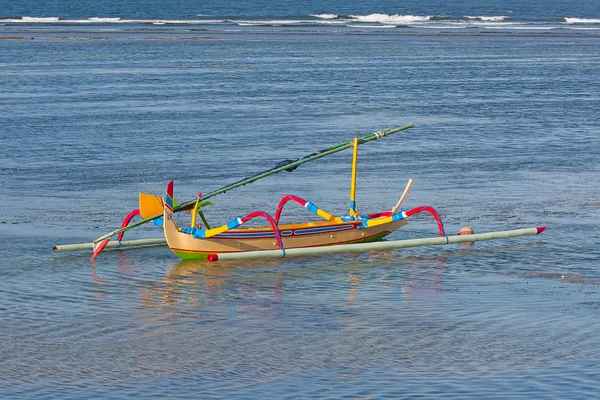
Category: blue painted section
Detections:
[
  {"x1": 179, "y1": 226, "x2": 208, "y2": 238},
  {"x1": 165, "y1": 195, "x2": 174, "y2": 209},
  {"x1": 305, "y1": 202, "x2": 318, "y2": 214},
  {"x1": 192, "y1": 229, "x2": 206, "y2": 238},
  {"x1": 153, "y1": 218, "x2": 164, "y2": 228},
  {"x1": 293, "y1": 224, "x2": 356, "y2": 235},
  {"x1": 349, "y1": 200, "x2": 356, "y2": 211},
  {"x1": 392, "y1": 213, "x2": 405, "y2": 221},
  {"x1": 227, "y1": 219, "x2": 240, "y2": 230}
]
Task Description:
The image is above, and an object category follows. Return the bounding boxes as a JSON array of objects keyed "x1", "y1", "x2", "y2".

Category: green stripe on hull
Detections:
[{"x1": 172, "y1": 249, "x2": 210, "y2": 260}]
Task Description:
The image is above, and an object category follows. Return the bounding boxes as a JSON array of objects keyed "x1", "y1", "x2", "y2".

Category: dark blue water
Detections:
[
  {"x1": 1, "y1": 0, "x2": 600, "y2": 398},
  {"x1": 1, "y1": 0, "x2": 599, "y2": 21},
  {"x1": 1, "y1": 0, "x2": 599, "y2": 30}
]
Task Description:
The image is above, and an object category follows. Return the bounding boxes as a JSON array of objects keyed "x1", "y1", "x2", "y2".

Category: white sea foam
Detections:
[
  {"x1": 0, "y1": 17, "x2": 226, "y2": 24},
  {"x1": 311, "y1": 14, "x2": 338, "y2": 19},
  {"x1": 235, "y1": 19, "x2": 346, "y2": 26},
  {"x1": 350, "y1": 25, "x2": 397, "y2": 29},
  {"x1": 12, "y1": 16, "x2": 61, "y2": 23},
  {"x1": 122, "y1": 19, "x2": 225, "y2": 24},
  {"x1": 348, "y1": 14, "x2": 431, "y2": 24},
  {"x1": 480, "y1": 25, "x2": 554, "y2": 30},
  {"x1": 309, "y1": 19, "x2": 347, "y2": 25},
  {"x1": 564, "y1": 17, "x2": 600, "y2": 24},
  {"x1": 2, "y1": 14, "x2": 593, "y2": 31},
  {"x1": 466, "y1": 15, "x2": 507, "y2": 22},
  {"x1": 88, "y1": 17, "x2": 122, "y2": 22},
  {"x1": 236, "y1": 20, "x2": 306, "y2": 26}
]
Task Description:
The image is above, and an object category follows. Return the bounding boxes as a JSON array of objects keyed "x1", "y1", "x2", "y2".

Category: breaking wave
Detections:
[
  {"x1": 16, "y1": 16, "x2": 61, "y2": 23},
  {"x1": 1, "y1": 14, "x2": 599, "y2": 31},
  {"x1": 348, "y1": 14, "x2": 431, "y2": 24},
  {"x1": 564, "y1": 18, "x2": 600, "y2": 24},
  {"x1": 87, "y1": 17, "x2": 122, "y2": 22},
  {"x1": 465, "y1": 15, "x2": 508, "y2": 22},
  {"x1": 310, "y1": 14, "x2": 338, "y2": 19},
  {"x1": 1, "y1": 16, "x2": 226, "y2": 24}
]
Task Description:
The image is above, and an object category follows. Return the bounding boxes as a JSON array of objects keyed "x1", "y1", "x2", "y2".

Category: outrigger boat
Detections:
[
  {"x1": 52, "y1": 124, "x2": 546, "y2": 261},
  {"x1": 160, "y1": 181, "x2": 443, "y2": 260},
  {"x1": 156, "y1": 129, "x2": 444, "y2": 259}
]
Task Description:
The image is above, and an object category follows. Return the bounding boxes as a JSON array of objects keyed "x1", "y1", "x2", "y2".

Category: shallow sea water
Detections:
[{"x1": 1, "y1": 21, "x2": 599, "y2": 398}]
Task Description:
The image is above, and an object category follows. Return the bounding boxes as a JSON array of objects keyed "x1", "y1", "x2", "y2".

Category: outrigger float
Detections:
[{"x1": 53, "y1": 124, "x2": 546, "y2": 261}]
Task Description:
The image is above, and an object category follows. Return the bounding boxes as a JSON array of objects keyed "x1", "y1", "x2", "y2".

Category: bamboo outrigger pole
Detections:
[
  {"x1": 206, "y1": 226, "x2": 547, "y2": 262},
  {"x1": 53, "y1": 238, "x2": 166, "y2": 253},
  {"x1": 91, "y1": 124, "x2": 414, "y2": 245}
]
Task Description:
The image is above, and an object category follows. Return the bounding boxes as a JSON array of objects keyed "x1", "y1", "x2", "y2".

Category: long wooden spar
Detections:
[
  {"x1": 206, "y1": 226, "x2": 547, "y2": 262},
  {"x1": 92, "y1": 124, "x2": 414, "y2": 245}
]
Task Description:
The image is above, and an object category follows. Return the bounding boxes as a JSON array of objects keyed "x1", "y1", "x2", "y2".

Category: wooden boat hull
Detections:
[{"x1": 163, "y1": 208, "x2": 407, "y2": 259}]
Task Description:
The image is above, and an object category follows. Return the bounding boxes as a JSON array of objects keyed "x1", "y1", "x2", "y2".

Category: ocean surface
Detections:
[{"x1": 1, "y1": 0, "x2": 600, "y2": 398}]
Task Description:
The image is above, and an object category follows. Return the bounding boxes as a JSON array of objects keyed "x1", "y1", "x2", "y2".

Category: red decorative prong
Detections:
[
  {"x1": 536, "y1": 226, "x2": 547, "y2": 234},
  {"x1": 207, "y1": 254, "x2": 218, "y2": 262},
  {"x1": 91, "y1": 238, "x2": 110, "y2": 261}
]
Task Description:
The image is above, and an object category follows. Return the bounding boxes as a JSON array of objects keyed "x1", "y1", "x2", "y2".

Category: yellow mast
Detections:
[{"x1": 349, "y1": 136, "x2": 358, "y2": 217}]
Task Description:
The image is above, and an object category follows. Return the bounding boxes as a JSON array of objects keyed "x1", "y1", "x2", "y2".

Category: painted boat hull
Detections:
[{"x1": 163, "y1": 208, "x2": 407, "y2": 259}]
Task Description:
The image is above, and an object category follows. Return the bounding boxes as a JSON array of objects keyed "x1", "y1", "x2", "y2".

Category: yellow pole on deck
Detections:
[{"x1": 349, "y1": 136, "x2": 359, "y2": 216}]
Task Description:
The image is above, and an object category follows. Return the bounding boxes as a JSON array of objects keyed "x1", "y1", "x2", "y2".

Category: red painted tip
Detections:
[
  {"x1": 91, "y1": 238, "x2": 110, "y2": 261},
  {"x1": 52, "y1": 246, "x2": 58, "y2": 252},
  {"x1": 166, "y1": 180, "x2": 174, "y2": 198},
  {"x1": 536, "y1": 226, "x2": 547, "y2": 234},
  {"x1": 207, "y1": 254, "x2": 218, "y2": 262}
]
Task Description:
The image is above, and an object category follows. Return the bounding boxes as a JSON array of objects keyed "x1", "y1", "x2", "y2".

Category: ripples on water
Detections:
[
  {"x1": 0, "y1": 24, "x2": 599, "y2": 398},
  {"x1": 4, "y1": 242, "x2": 600, "y2": 398}
]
